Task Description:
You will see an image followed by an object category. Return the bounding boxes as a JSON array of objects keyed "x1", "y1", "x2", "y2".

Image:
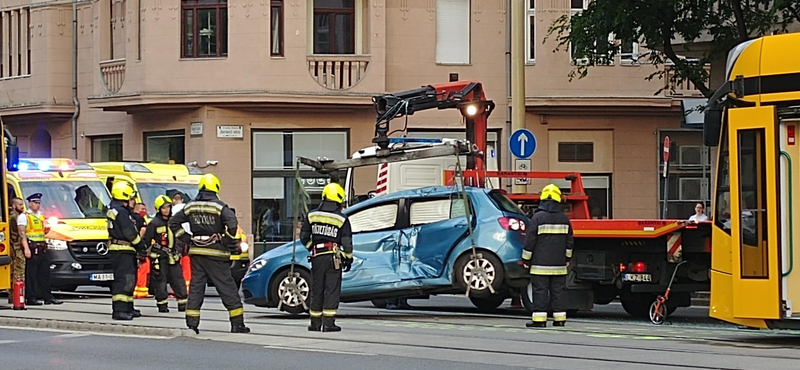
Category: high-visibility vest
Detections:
[{"x1": 25, "y1": 212, "x2": 46, "y2": 242}]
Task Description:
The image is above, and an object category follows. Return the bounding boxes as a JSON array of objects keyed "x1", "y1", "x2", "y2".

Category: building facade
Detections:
[{"x1": 0, "y1": 0, "x2": 708, "y2": 246}]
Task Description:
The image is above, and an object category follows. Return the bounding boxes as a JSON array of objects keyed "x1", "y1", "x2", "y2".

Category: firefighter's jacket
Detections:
[
  {"x1": 522, "y1": 200, "x2": 574, "y2": 275},
  {"x1": 169, "y1": 190, "x2": 239, "y2": 261},
  {"x1": 143, "y1": 214, "x2": 179, "y2": 264},
  {"x1": 300, "y1": 201, "x2": 353, "y2": 258},
  {"x1": 107, "y1": 200, "x2": 145, "y2": 254}
]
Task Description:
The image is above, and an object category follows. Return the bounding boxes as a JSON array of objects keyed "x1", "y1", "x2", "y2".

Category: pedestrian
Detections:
[
  {"x1": 107, "y1": 182, "x2": 146, "y2": 320},
  {"x1": 300, "y1": 182, "x2": 353, "y2": 332},
  {"x1": 8, "y1": 197, "x2": 28, "y2": 304},
  {"x1": 143, "y1": 195, "x2": 188, "y2": 313},
  {"x1": 19, "y1": 193, "x2": 62, "y2": 306},
  {"x1": 522, "y1": 184, "x2": 573, "y2": 328},
  {"x1": 689, "y1": 203, "x2": 709, "y2": 223},
  {"x1": 132, "y1": 202, "x2": 148, "y2": 236},
  {"x1": 169, "y1": 174, "x2": 250, "y2": 334}
]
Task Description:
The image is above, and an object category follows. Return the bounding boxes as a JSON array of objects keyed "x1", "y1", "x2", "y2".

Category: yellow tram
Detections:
[{"x1": 705, "y1": 32, "x2": 800, "y2": 329}]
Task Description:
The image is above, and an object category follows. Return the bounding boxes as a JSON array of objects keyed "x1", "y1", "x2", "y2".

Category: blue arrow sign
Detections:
[{"x1": 509, "y1": 129, "x2": 536, "y2": 159}]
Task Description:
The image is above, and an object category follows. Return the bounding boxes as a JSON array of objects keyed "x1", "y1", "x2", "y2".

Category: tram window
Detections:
[
  {"x1": 737, "y1": 129, "x2": 769, "y2": 279},
  {"x1": 715, "y1": 127, "x2": 731, "y2": 234}
]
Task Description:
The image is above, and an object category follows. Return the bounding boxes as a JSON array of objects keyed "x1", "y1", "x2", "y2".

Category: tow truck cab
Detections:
[
  {"x1": 7, "y1": 159, "x2": 114, "y2": 291},
  {"x1": 88, "y1": 162, "x2": 250, "y2": 285}
]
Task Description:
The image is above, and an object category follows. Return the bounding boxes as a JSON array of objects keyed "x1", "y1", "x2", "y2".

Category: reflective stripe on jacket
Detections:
[{"x1": 522, "y1": 200, "x2": 574, "y2": 276}]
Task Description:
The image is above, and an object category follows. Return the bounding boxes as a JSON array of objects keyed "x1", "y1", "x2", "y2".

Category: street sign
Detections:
[
  {"x1": 509, "y1": 129, "x2": 536, "y2": 159},
  {"x1": 514, "y1": 159, "x2": 531, "y2": 185},
  {"x1": 663, "y1": 136, "x2": 670, "y2": 178},
  {"x1": 217, "y1": 125, "x2": 243, "y2": 138}
]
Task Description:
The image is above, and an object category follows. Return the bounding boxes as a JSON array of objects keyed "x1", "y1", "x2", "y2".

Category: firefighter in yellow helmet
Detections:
[
  {"x1": 300, "y1": 181, "x2": 353, "y2": 332},
  {"x1": 107, "y1": 181, "x2": 146, "y2": 320},
  {"x1": 521, "y1": 184, "x2": 574, "y2": 328},
  {"x1": 169, "y1": 173, "x2": 249, "y2": 334},
  {"x1": 143, "y1": 195, "x2": 188, "y2": 313}
]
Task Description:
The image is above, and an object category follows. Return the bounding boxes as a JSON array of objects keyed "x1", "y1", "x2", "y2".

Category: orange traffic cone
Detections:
[
  {"x1": 181, "y1": 255, "x2": 191, "y2": 293},
  {"x1": 133, "y1": 259, "x2": 150, "y2": 299}
]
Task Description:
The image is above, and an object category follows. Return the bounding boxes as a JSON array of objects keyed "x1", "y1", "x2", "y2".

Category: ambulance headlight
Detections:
[
  {"x1": 249, "y1": 259, "x2": 267, "y2": 272},
  {"x1": 46, "y1": 238, "x2": 68, "y2": 250}
]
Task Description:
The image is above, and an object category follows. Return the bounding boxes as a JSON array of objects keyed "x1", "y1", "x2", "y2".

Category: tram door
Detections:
[
  {"x1": 779, "y1": 117, "x2": 800, "y2": 318},
  {"x1": 728, "y1": 106, "x2": 781, "y2": 319}
]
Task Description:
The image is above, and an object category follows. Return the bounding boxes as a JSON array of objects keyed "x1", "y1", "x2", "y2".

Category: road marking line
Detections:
[
  {"x1": 0, "y1": 340, "x2": 19, "y2": 344},
  {"x1": 54, "y1": 333, "x2": 92, "y2": 338},
  {"x1": 262, "y1": 345, "x2": 376, "y2": 356}
]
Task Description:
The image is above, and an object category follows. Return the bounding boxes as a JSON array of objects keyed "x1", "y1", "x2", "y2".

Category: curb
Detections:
[{"x1": 0, "y1": 317, "x2": 197, "y2": 338}]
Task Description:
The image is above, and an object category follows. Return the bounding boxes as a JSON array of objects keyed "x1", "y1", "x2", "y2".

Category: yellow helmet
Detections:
[
  {"x1": 198, "y1": 173, "x2": 221, "y2": 193},
  {"x1": 541, "y1": 184, "x2": 562, "y2": 203},
  {"x1": 322, "y1": 183, "x2": 346, "y2": 204},
  {"x1": 154, "y1": 195, "x2": 172, "y2": 212},
  {"x1": 111, "y1": 181, "x2": 135, "y2": 201}
]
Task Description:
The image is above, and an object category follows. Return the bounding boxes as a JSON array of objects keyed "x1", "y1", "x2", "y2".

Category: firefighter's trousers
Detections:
[
  {"x1": 309, "y1": 254, "x2": 342, "y2": 319},
  {"x1": 150, "y1": 254, "x2": 188, "y2": 309},
  {"x1": 531, "y1": 274, "x2": 567, "y2": 323},
  {"x1": 111, "y1": 252, "x2": 137, "y2": 313},
  {"x1": 185, "y1": 254, "x2": 244, "y2": 328}
]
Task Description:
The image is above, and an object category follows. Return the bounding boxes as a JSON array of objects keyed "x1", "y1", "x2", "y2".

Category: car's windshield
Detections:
[
  {"x1": 488, "y1": 190, "x2": 526, "y2": 216},
  {"x1": 137, "y1": 183, "x2": 199, "y2": 217},
  {"x1": 19, "y1": 181, "x2": 110, "y2": 219}
]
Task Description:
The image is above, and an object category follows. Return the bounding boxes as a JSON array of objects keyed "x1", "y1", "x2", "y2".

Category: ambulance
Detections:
[
  {"x1": 88, "y1": 162, "x2": 250, "y2": 286},
  {"x1": 7, "y1": 158, "x2": 114, "y2": 291}
]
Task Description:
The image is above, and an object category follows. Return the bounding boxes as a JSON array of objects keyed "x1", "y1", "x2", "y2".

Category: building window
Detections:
[
  {"x1": 144, "y1": 131, "x2": 185, "y2": 164},
  {"x1": 435, "y1": 0, "x2": 470, "y2": 65},
  {"x1": 525, "y1": 0, "x2": 535, "y2": 64},
  {"x1": 111, "y1": 0, "x2": 126, "y2": 60},
  {"x1": 620, "y1": 38, "x2": 639, "y2": 64},
  {"x1": 271, "y1": 0, "x2": 284, "y2": 56},
  {"x1": 0, "y1": 7, "x2": 31, "y2": 78},
  {"x1": 91, "y1": 135, "x2": 123, "y2": 162},
  {"x1": 181, "y1": 0, "x2": 228, "y2": 58},
  {"x1": 558, "y1": 142, "x2": 593, "y2": 163},
  {"x1": 313, "y1": 0, "x2": 355, "y2": 54}
]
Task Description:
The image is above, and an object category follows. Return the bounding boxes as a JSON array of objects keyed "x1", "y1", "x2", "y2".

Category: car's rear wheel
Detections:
[
  {"x1": 371, "y1": 299, "x2": 388, "y2": 308},
  {"x1": 454, "y1": 252, "x2": 505, "y2": 298},
  {"x1": 469, "y1": 295, "x2": 507, "y2": 311},
  {"x1": 270, "y1": 268, "x2": 312, "y2": 315}
]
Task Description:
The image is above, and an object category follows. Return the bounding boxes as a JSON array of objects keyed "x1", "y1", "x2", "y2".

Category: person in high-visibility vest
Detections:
[{"x1": 19, "y1": 193, "x2": 62, "y2": 305}]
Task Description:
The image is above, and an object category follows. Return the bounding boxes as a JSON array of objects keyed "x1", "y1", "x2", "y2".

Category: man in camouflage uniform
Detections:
[{"x1": 8, "y1": 198, "x2": 28, "y2": 304}]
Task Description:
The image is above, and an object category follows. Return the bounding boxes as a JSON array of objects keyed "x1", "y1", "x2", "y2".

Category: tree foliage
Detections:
[{"x1": 547, "y1": 0, "x2": 800, "y2": 97}]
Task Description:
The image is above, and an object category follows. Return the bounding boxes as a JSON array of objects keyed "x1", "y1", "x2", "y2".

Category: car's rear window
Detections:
[{"x1": 488, "y1": 191, "x2": 525, "y2": 216}]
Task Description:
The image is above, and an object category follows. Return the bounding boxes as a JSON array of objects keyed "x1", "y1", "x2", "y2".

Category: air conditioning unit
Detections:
[
  {"x1": 679, "y1": 178, "x2": 707, "y2": 201},
  {"x1": 679, "y1": 145, "x2": 703, "y2": 167}
]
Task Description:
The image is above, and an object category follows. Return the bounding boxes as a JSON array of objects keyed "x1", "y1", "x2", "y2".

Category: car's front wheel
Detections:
[
  {"x1": 454, "y1": 252, "x2": 505, "y2": 298},
  {"x1": 270, "y1": 268, "x2": 312, "y2": 315}
]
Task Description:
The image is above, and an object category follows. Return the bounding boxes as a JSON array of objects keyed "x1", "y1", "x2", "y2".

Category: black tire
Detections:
[
  {"x1": 469, "y1": 295, "x2": 507, "y2": 311},
  {"x1": 269, "y1": 268, "x2": 312, "y2": 315},
  {"x1": 520, "y1": 281, "x2": 580, "y2": 317},
  {"x1": 454, "y1": 252, "x2": 505, "y2": 298},
  {"x1": 621, "y1": 294, "x2": 656, "y2": 319},
  {"x1": 371, "y1": 299, "x2": 388, "y2": 309}
]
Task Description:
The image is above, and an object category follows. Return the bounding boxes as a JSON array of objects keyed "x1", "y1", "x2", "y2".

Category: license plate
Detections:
[
  {"x1": 90, "y1": 273, "x2": 114, "y2": 281},
  {"x1": 622, "y1": 273, "x2": 652, "y2": 282}
]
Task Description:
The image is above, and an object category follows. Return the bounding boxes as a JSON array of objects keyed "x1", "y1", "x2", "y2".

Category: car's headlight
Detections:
[
  {"x1": 249, "y1": 259, "x2": 267, "y2": 272},
  {"x1": 240, "y1": 242, "x2": 249, "y2": 253},
  {"x1": 47, "y1": 238, "x2": 68, "y2": 251}
]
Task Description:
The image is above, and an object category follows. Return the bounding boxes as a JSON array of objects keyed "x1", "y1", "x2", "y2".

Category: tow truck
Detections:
[{"x1": 300, "y1": 81, "x2": 712, "y2": 318}]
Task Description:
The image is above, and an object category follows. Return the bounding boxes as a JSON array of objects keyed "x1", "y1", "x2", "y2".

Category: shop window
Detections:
[
  {"x1": 558, "y1": 142, "x2": 594, "y2": 163},
  {"x1": 435, "y1": 0, "x2": 470, "y2": 64},
  {"x1": 145, "y1": 131, "x2": 185, "y2": 164},
  {"x1": 313, "y1": 0, "x2": 355, "y2": 54},
  {"x1": 181, "y1": 0, "x2": 228, "y2": 58},
  {"x1": 349, "y1": 203, "x2": 398, "y2": 233},
  {"x1": 92, "y1": 135, "x2": 123, "y2": 162}
]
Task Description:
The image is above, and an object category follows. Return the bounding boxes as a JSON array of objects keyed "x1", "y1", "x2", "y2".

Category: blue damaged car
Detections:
[{"x1": 241, "y1": 186, "x2": 530, "y2": 314}]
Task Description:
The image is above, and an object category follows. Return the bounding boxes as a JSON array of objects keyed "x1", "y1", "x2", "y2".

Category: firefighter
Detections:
[
  {"x1": 143, "y1": 195, "x2": 188, "y2": 313},
  {"x1": 521, "y1": 184, "x2": 574, "y2": 328},
  {"x1": 169, "y1": 174, "x2": 249, "y2": 334},
  {"x1": 8, "y1": 198, "x2": 28, "y2": 304},
  {"x1": 300, "y1": 182, "x2": 353, "y2": 332},
  {"x1": 107, "y1": 182, "x2": 146, "y2": 320},
  {"x1": 20, "y1": 193, "x2": 61, "y2": 306}
]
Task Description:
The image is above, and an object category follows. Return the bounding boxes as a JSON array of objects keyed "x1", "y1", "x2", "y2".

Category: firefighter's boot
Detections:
[
  {"x1": 308, "y1": 317, "x2": 322, "y2": 332},
  {"x1": 526, "y1": 321, "x2": 546, "y2": 328},
  {"x1": 553, "y1": 321, "x2": 566, "y2": 327},
  {"x1": 178, "y1": 302, "x2": 187, "y2": 312},
  {"x1": 112, "y1": 311, "x2": 134, "y2": 321},
  {"x1": 231, "y1": 324, "x2": 251, "y2": 333},
  {"x1": 322, "y1": 317, "x2": 341, "y2": 332},
  {"x1": 131, "y1": 309, "x2": 142, "y2": 318},
  {"x1": 158, "y1": 304, "x2": 169, "y2": 313}
]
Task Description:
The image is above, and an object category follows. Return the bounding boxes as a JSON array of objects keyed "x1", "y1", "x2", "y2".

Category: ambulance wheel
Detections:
[
  {"x1": 454, "y1": 252, "x2": 504, "y2": 298},
  {"x1": 271, "y1": 268, "x2": 312, "y2": 315},
  {"x1": 470, "y1": 295, "x2": 507, "y2": 311}
]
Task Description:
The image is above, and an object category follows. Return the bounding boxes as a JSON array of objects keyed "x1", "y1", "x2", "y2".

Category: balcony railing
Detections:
[
  {"x1": 100, "y1": 58, "x2": 126, "y2": 94},
  {"x1": 307, "y1": 55, "x2": 370, "y2": 90},
  {"x1": 663, "y1": 64, "x2": 710, "y2": 97}
]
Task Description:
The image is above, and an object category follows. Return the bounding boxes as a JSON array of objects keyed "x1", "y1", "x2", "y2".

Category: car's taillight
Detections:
[
  {"x1": 627, "y1": 262, "x2": 649, "y2": 273},
  {"x1": 498, "y1": 217, "x2": 527, "y2": 232}
]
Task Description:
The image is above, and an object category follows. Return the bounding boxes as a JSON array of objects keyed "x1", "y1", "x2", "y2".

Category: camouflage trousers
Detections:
[{"x1": 9, "y1": 244, "x2": 25, "y2": 281}]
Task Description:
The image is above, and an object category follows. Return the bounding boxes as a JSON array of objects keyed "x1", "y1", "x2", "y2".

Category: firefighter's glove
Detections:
[
  {"x1": 342, "y1": 257, "x2": 353, "y2": 273},
  {"x1": 227, "y1": 243, "x2": 242, "y2": 256}
]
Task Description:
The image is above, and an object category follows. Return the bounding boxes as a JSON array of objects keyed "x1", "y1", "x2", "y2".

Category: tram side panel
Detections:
[{"x1": 779, "y1": 118, "x2": 800, "y2": 318}]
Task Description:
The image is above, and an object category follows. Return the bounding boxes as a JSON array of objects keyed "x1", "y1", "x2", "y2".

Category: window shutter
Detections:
[{"x1": 435, "y1": 0, "x2": 470, "y2": 64}]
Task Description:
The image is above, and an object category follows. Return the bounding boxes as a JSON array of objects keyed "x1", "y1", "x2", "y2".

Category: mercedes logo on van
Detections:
[{"x1": 96, "y1": 242, "x2": 109, "y2": 256}]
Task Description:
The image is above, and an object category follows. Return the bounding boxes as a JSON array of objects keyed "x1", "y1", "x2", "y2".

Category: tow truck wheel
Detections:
[
  {"x1": 469, "y1": 295, "x2": 507, "y2": 311},
  {"x1": 271, "y1": 268, "x2": 312, "y2": 315},
  {"x1": 454, "y1": 252, "x2": 504, "y2": 298}
]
